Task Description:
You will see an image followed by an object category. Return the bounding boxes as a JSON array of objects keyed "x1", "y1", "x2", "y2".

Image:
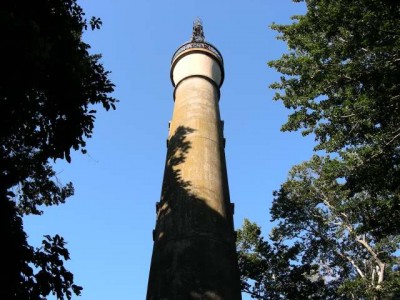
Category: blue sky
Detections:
[{"x1": 24, "y1": 0, "x2": 310, "y2": 299}]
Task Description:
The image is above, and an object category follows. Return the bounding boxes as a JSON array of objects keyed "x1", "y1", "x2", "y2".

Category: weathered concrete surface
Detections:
[{"x1": 147, "y1": 48, "x2": 242, "y2": 300}]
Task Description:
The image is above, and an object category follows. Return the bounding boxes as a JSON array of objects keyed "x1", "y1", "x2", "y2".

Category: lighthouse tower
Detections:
[{"x1": 147, "y1": 19, "x2": 242, "y2": 300}]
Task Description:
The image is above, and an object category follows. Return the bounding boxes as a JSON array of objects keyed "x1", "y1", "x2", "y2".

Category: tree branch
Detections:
[
  {"x1": 336, "y1": 251, "x2": 365, "y2": 278},
  {"x1": 242, "y1": 287, "x2": 267, "y2": 300}
]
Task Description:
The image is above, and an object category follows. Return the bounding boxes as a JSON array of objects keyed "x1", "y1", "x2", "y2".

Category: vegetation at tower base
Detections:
[
  {"x1": 0, "y1": 0, "x2": 116, "y2": 299},
  {"x1": 237, "y1": 219, "x2": 331, "y2": 299},
  {"x1": 238, "y1": 0, "x2": 400, "y2": 299}
]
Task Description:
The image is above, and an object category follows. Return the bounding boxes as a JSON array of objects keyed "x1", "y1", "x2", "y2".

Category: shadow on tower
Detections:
[{"x1": 147, "y1": 126, "x2": 241, "y2": 300}]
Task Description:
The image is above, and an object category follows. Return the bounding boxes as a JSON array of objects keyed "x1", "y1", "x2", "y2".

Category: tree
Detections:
[
  {"x1": 269, "y1": 0, "x2": 400, "y2": 236},
  {"x1": 271, "y1": 156, "x2": 400, "y2": 299},
  {"x1": 0, "y1": 0, "x2": 116, "y2": 299},
  {"x1": 237, "y1": 219, "x2": 331, "y2": 299},
  {"x1": 239, "y1": 0, "x2": 400, "y2": 298}
]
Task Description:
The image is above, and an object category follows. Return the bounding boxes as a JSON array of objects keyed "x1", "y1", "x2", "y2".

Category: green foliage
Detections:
[
  {"x1": 239, "y1": 0, "x2": 400, "y2": 299},
  {"x1": 268, "y1": 1, "x2": 400, "y2": 234},
  {"x1": 272, "y1": 156, "x2": 400, "y2": 298},
  {"x1": 0, "y1": 0, "x2": 116, "y2": 298},
  {"x1": 237, "y1": 219, "x2": 331, "y2": 299}
]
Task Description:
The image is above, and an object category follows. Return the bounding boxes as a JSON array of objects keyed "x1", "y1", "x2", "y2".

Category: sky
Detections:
[{"x1": 24, "y1": 0, "x2": 311, "y2": 299}]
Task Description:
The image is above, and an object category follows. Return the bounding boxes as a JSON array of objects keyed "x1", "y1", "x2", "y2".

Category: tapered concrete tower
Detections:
[{"x1": 147, "y1": 19, "x2": 242, "y2": 300}]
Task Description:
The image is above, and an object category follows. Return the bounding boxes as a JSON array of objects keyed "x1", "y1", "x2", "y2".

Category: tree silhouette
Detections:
[{"x1": 0, "y1": 1, "x2": 116, "y2": 298}]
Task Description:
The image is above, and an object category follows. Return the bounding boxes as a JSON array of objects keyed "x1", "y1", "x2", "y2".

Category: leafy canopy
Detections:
[
  {"x1": 237, "y1": 219, "x2": 331, "y2": 299},
  {"x1": 239, "y1": 0, "x2": 400, "y2": 299},
  {"x1": 0, "y1": 0, "x2": 116, "y2": 299}
]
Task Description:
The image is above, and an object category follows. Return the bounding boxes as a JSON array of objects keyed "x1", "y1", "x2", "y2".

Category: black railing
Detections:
[{"x1": 171, "y1": 41, "x2": 223, "y2": 64}]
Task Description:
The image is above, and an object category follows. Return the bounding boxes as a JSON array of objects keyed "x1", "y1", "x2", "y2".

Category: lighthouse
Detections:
[{"x1": 147, "y1": 19, "x2": 242, "y2": 300}]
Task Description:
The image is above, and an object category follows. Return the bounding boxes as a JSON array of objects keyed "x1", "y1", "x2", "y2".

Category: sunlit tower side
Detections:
[{"x1": 146, "y1": 19, "x2": 242, "y2": 300}]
